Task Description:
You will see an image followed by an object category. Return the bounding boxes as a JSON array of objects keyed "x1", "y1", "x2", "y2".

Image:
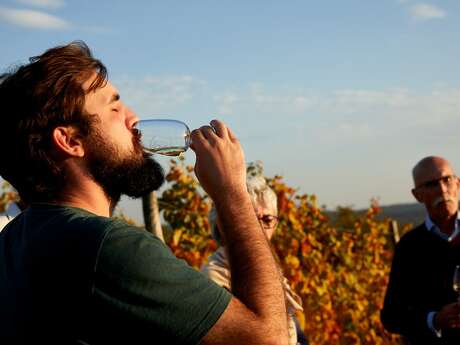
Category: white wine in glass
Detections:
[
  {"x1": 453, "y1": 265, "x2": 460, "y2": 300},
  {"x1": 134, "y1": 119, "x2": 191, "y2": 157}
]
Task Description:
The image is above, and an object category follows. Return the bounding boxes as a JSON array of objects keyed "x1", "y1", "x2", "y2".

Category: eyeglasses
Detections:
[
  {"x1": 415, "y1": 175, "x2": 457, "y2": 190},
  {"x1": 257, "y1": 214, "x2": 279, "y2": 229}
]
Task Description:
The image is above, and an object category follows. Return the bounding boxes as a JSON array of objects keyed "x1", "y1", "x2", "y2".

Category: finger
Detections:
[
  {"x1": 198, "y1": 125, "x2": 217, "y2": 141},
  {"x1": 189, "y1": 128, "x2": 207, "y2": 152},
  {"x1": 210, "y1": 119, "x2": 228, "y2": 139},
  {"x1": 226, "y1": 125, "x2": 238, "y2": 141}
]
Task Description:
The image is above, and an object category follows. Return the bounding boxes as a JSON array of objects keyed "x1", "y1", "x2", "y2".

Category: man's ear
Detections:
[
  {"x1": 52, "y1": 126, "x2": 85, "y2": 158},
  {"x1": 412, "y1": 188, "x2": 423, "y2": 203}
]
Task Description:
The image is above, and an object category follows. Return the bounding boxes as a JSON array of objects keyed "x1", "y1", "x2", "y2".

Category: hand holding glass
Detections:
[
  {"x1": 135, "y1": 119, "x2": 191, "y2": 156},
  {"x1": 453, "y1": 265, "x2": 460, "y2": 301}
]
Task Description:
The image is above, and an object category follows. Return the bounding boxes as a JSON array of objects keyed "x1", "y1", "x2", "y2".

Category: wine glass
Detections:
[
  {"x1": 134, "y1": 119, "x2": 191, "y2": 157},
  {"x1": 453, "y1": 265, "x2": 460, "y2": 301}
]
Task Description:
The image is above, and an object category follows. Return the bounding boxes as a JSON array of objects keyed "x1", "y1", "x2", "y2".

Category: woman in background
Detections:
[{"x1": 202, "y1": 162, "x2": 308, "y2": 345}]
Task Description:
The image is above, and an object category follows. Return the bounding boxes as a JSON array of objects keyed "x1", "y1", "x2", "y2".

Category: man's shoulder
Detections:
[
  {"x1": 400, "y1": 222, "x2": 427, "y2": 238},
  {"x1": 15, "y1": 204, "x2": 145, "y2": 258},
  {"x1": 397, "y1": 223, "x2": 438, "y2": 249},
  {"x1": 402, "y1": 223, "x2": 427, "y2": 237},
  {"x1": 25, "y1": 204, "x2": 138, "y2": 235}
]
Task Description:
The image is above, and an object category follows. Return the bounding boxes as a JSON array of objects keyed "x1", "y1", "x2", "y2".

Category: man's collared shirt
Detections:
[{"x1": 425, "y1": 213, "x2": 460, "y2": 242}]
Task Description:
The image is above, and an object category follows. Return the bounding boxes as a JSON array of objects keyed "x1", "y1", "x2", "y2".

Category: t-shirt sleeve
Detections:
[{"x1": 91, "y1": 222, "x2": 231, "y2": 345}]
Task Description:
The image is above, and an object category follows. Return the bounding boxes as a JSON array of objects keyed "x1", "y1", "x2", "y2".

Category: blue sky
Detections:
[{"x1": 1, "y1": 0, "x2": 459, "y2": 223}]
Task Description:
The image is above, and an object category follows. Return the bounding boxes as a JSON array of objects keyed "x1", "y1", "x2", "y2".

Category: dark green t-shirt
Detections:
[{"x1": 0, "y1": 204, "x2": 231, "y2": 344}]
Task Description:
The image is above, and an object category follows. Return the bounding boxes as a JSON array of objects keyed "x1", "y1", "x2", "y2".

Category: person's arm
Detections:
[{"x1": 191, "y1": 120, "x2": 288, "y2": 345}]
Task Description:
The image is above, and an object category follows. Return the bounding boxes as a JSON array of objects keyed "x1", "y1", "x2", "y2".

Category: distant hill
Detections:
[
  {"x1": 326, "y1": 202, "x2": 426, "y2": 228},
  {"x1": 372, "y1": 203, "x2": 425, "y2": 227}
]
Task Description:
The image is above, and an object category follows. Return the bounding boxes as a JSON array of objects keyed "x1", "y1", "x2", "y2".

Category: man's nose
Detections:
[
  {"x1": 439, "y1": 180, "x2": 449, "y2": 193},
  {"x1": 437, "y1": 179, "x2": 449, "y2": 193},
  {"x1": 125, "y1": 107, "x2": 140, "y2": 128}
]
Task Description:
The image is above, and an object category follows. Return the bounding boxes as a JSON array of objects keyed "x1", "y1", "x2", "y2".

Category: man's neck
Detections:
[
  {"x1": 53, "y1": 160, "x2": 113, "y2": 217},
  {"x1": 431, "y1": 213, "x2": 457, "y2": 235},
  {"x1": 54, "y1": 169, "x2": 113, "y2": 217},
  {"x1": 54, "y1": 190, "x2": 111, "y2": 217}
]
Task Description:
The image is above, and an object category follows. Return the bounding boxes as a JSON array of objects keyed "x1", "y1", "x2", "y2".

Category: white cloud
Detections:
[
  {"x1": 16, "y1": 0, "x2": 65, "y2": 10},
  {"x1": 112, "y1": 75, "x2": 460, "y2": 150},
  {"x1": 0, "y1": 6, "x2": 70, "y2": 29},
  {"x1": 292, "y1": 96, "x2": 314, "y2": 112},
  {"x1": 110, "y1": 77, "x2": 460, "y2": 211},
  {"x1": 210, "y1": 84, "x2": 460, "y2": 144},
  {"x1": 411, "y1": 3, "x2": 446, "y2": 20},
  {"x1": 215, "y1": 93, "x2": 239, "y2": 115},
  {"x1": 319, "y1": 122, "x2": 373, "y2": 144},
  {"x1": 324, "y1": 88, "x2": 413, "y2": 115},
  {"x1": 115, "y1": 75, "x2": 205, "y2": 116},
  {"x1": 214, "y1": 83, "x2": 319, "y2": 116}
]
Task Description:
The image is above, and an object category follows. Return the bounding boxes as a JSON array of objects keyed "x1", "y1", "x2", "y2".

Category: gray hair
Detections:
[{"x1": 209, "y1": 161, "x2": 277, "y2": 245}]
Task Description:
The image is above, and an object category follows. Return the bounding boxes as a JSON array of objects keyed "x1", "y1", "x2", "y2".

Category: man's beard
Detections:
[{"x1": 84, "y1": 127, "x2": 165, "y2": 205}]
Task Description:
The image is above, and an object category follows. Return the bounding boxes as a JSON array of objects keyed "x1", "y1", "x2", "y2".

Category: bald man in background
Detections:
[{"x1": 381, "y1": 156, "x2": 460, "y2": 344}]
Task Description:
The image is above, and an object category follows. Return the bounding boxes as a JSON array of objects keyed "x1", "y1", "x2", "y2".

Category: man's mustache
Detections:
[
  {"x1": 432, "y1": 196, "x2": 454, "y2": 207},
  {"x1": 131, "y1": 128, "x2": 146, "y2": 155}
]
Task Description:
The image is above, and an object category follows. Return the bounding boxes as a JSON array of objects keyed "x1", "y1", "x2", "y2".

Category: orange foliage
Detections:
[
  {"x1": 269, "y1": 176, "x2": 401, "y2": 345},
  {"x1": 0, "y1": 182, "x2": 19, "y2": 213},
  {"x1": 160, "y1": 161, "x2": 404, "y2": 345},
  {"x1": 160, "y1": 160, "x2": 217, "y2": 268}
]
